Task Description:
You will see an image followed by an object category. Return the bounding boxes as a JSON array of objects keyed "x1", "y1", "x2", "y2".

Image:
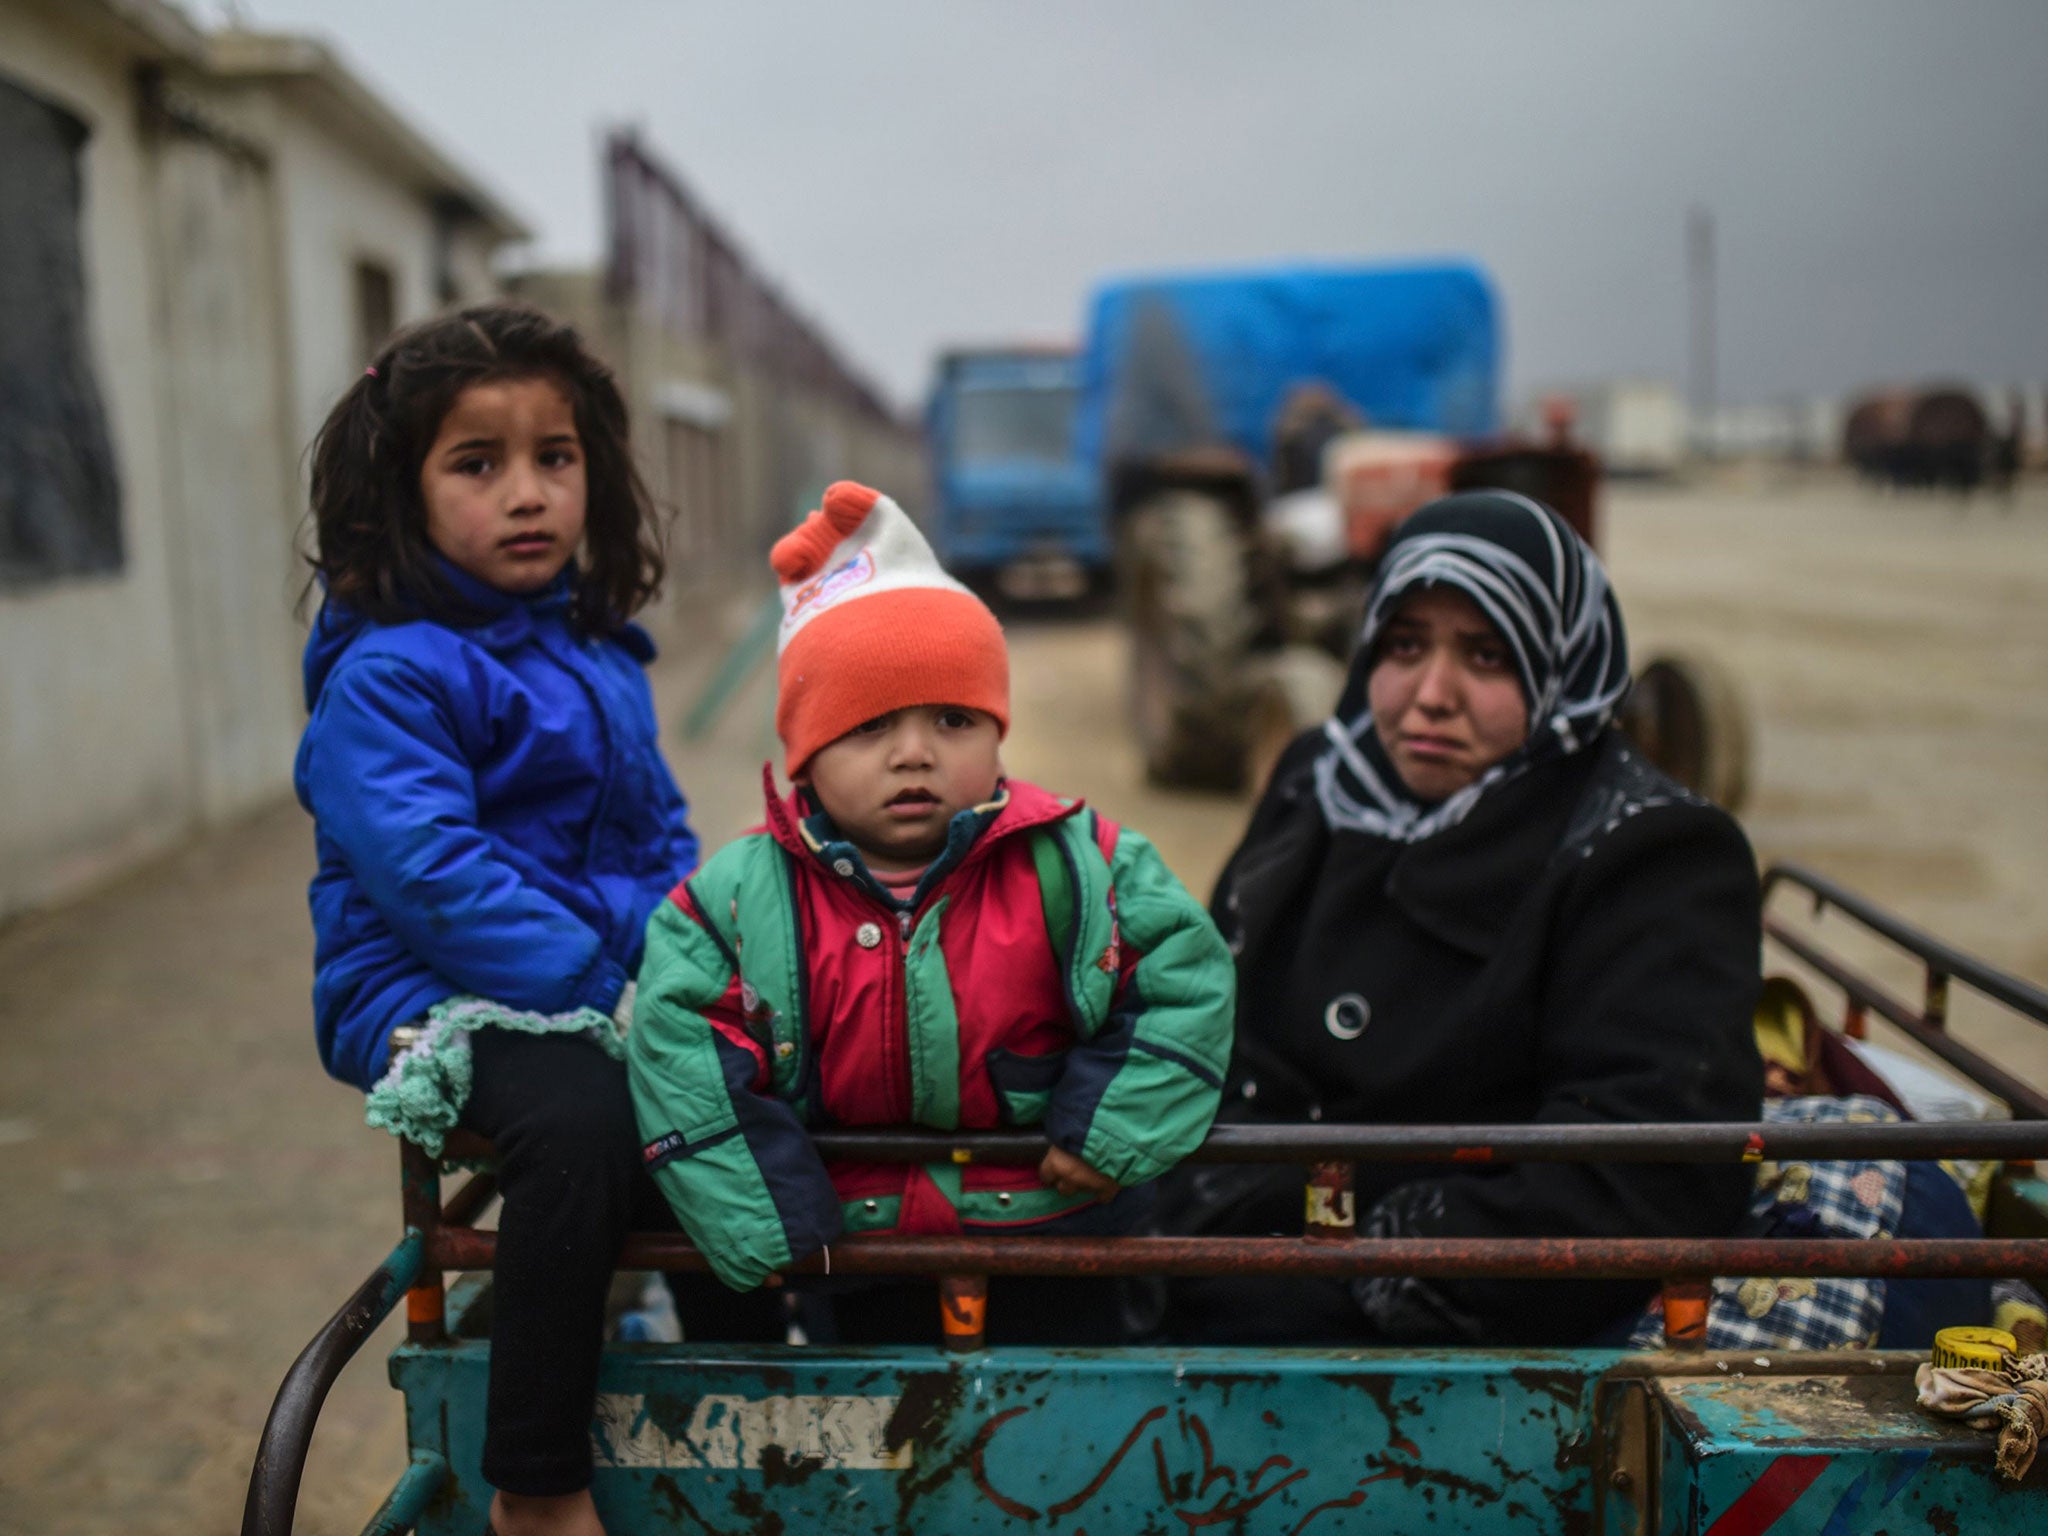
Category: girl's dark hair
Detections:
[{"x1": 307, "y1": 301, "x2": 663, "y2": 632}]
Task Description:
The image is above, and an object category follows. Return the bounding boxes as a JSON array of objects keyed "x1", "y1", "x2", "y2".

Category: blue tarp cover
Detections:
[{"x1": 1074, "y1": 261, "x2": 1499, "y2": 473}]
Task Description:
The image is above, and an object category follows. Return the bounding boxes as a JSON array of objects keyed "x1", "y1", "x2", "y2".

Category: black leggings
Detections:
[{"x1": 457, "y1": 1029, "x2": 688, "y2": 1496}]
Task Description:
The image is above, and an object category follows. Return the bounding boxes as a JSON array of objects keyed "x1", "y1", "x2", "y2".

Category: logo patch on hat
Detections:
[{"x1": 788, "y1": 550, "x2": 876, "y2": 623}]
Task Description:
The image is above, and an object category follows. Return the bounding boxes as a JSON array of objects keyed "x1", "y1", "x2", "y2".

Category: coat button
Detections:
[
  {"x1": 1324, "y1": 993, "x2": 1371, "y2": 1041},
  {"x1": 863, "y1": 1199, "x2": 879, "y2": 1213},
  {"x1": 855, "y1": 921, "x2": 882, "y2": 949},
  {"x1": 997, "y1": 1191, "x2": 1012, "y2": 1207},
  {"x1": 775, "y1": 1041, "x2": 795, "y2": 1059},
  {"x1": 833, "y1": 858, "x2": 855, "y2": 877}
]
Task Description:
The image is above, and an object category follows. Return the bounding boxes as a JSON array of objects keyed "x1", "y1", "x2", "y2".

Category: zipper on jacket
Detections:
[
  {"x1": 895, "y1": 905, "x2": 915, "y2": 1121},
  {"x1": 537, "y1": 644, "x2": 619, "y2": 883},
  {"x1": 852, "y1": 888, "x2": 907, "y2": 1123},
  {"x1": 1052, "y1": 828, "x2": 1089, "y2": 1035}
]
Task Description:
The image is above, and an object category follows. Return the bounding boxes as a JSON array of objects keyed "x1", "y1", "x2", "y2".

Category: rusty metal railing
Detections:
[
  {"x1": 248, "y1": 865, "x2": 2048, "y2": 1536},
  {"x1": 378, "y1": 865, "x2": 2048, "y2": 1359},
  {"x1": 385, "y1": 865, "x2": 2048, "y2": 1356},
  {"x1": 1761, "y1": 861, "x2": 2048, "y2": 1119},
  {"x1": 244, "y1": 1116, "x2": 2046, "y2": 1535},
  {"x1": 396, "y1": 1118, "x2": 2048, "y2": 1357}
]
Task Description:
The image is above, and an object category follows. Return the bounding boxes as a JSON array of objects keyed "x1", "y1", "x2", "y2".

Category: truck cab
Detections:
[{"x1": 925, "y1": 348, "x2": 1106, "y2": 598}]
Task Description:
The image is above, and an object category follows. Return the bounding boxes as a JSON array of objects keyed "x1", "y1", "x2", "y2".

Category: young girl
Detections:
[{"x1": 294, "y1": 303, "x2": 697, "y2": 1536}]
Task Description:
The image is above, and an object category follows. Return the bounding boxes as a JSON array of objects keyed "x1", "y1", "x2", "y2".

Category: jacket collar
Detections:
[
  {"x1": 758, "y1": 765, "x2": 1082, "y2": 910},
  {"x1": 1382, "y1": 746, "x2": 1590, "y2": 957},
  {"x1": 302, "y1": 560, "x2": 652, "y2": 708},
  {"x1": 427, "y1": 556, "x2": 583, "y2": 655}
]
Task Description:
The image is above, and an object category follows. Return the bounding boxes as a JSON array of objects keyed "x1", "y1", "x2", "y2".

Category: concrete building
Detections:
[
  {"x1": 0, "y1": 0, "x2": 525, "y2": 920},
  {"x1": 511, "y1": 130, "x2": 923, "y2": 620}
]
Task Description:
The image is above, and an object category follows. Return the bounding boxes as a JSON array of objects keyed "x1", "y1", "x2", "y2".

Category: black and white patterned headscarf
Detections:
[{"x1": 1314, "y1": 490, "x2": 1630, "y2": 840}]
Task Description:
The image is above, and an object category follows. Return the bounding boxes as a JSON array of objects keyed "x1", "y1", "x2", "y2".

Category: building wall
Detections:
[
  {"x1": 569, "y1": 130, "x2": 927, "y2": 622},
  {"x1": 0, "y1": 23, "x2": 908, "y2": 920},
  {"x1": 255, "y1": 90, "x2": 501, "y2": 468},
  {"x1": 0, "y1": 6, "x2": 516, "y2": 921},
  {"x1": 142, "y1": 78, "x2": 303, "y2": 827},
  {"x1": 512, "y1": 250, "x2": 925, "y2": 643},
  {"x1": 0, "y1": 5, "x2": 196, "y2": 915}
]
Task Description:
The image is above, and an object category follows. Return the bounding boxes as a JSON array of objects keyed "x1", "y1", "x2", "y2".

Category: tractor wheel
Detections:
[
  {"x1": 1619, "y1": 649, "x2": 1752, "y2": 812},
  {"x1": 1243, "y1": 646, "x2": 1349, "y2": 796},
  {"x1": 1118, "y1": 491, "x2": 1256, "y2": 790}
]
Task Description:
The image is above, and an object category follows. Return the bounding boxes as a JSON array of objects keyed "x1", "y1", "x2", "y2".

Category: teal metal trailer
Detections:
[{"x1": 245, "y1": 866, "x2": 2048, "y2": 1534}]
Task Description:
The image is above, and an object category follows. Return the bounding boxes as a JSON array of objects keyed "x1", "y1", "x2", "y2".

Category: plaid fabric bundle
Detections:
[{"x1": 1628, "y1": 1095, "x2": 1906, "y2": 1350}]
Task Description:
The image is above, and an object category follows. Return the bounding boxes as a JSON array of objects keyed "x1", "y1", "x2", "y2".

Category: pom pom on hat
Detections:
[
  {"x1": 772, "y1": 481, "x2": 1008, "y2": 776},
  {"x1": 770, "y1": 481, "x2": 881, "y2": 583}
]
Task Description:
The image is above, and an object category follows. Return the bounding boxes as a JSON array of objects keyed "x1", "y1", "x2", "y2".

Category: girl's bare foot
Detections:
[{"x1": 489, "y1": 1487, "x2": 606, "y2": 1536}]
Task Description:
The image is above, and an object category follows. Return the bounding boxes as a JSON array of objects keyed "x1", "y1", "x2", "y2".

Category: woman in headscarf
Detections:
[{"x1": 1168, "y1": 490, "x2": 1764, "y2": 1347}]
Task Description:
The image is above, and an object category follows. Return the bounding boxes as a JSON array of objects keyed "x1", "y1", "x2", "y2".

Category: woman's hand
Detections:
[{"x1": 1040, "y1": 1146, "x2": 1119, "y2": 1202}]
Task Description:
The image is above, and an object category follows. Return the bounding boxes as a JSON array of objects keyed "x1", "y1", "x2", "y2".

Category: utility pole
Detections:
[{"x1": 1687, "y1": 205, "x2": 1716, "y2": 455}]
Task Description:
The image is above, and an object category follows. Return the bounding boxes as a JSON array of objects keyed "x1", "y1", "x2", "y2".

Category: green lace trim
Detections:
[{"x1": 364, "y1": 996, "x2": 623, "y2": 1161}]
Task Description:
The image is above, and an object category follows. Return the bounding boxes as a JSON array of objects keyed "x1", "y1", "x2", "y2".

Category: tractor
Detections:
[{"x1": 1076, "y1": 261, "x2": 1746, "y2": 804}]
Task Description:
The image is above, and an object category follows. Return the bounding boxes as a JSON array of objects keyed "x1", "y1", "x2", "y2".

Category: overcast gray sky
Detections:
[{"x1": 232, "y1": 1, "x2": 2046, "y2": 412}]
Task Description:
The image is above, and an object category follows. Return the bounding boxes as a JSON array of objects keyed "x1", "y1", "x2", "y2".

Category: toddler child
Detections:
[
  {"x1": 628, "y1": 482, "x2": 1233, "y2": 1330},
  {"x1": 296, "y1": 303, "x2": 696, "y2": 1536}
]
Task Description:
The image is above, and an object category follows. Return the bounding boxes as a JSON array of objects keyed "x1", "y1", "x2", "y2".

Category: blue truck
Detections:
[{"x1": 924, "y1": 347, "x2": 1106, "y2": 598}]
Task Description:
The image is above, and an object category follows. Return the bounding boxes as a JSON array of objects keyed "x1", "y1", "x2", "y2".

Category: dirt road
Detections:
[{"x1": 1, "y1": 472, "x2": 2043, "y2": 1533}]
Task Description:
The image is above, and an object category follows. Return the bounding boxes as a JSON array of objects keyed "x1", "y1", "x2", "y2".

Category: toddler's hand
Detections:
[{"x1": 1039, "y1": 1146, "x2": 1118, "y2": 1202}]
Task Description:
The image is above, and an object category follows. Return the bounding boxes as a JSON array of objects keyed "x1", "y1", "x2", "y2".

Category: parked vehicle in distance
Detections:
[
  {"x1": 1845, "y1": 385, "x2": 2006, "y2": 492},
  {"x1": 925, "y1": 347, "x2": 1106, "y2": 600}
]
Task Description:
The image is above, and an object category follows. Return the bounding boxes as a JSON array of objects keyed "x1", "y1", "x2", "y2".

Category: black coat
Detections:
[{"x1": 1187, "y1": 728, "x2": 1764, "y2": 1345}]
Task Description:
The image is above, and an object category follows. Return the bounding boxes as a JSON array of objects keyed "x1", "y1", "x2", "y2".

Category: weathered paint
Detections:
[
  {"x1": 1655, "y1": 1374, "x2": 2046, "y2": 1533},
  {"x1": 591, "y1": 1392, "x2": 913, "y2": 1470},
  {"x1": 391, "y1": 1344, "x2": 1616, "y2": 1534},
  {"x1": 360, "y1": 1451, "x2": 449, "y2": 1536},
  {"x1": 1305, "y1": 1161, "x2": 1357, "y2": 1235},
  {"x1": 377, "y1": 1339, "x2": 2048, "y2": 1535}
]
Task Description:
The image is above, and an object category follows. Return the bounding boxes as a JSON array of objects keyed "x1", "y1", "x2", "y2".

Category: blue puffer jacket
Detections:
[{"x1": 294, "y1": 563, "x2": 698, "y2": 1089}]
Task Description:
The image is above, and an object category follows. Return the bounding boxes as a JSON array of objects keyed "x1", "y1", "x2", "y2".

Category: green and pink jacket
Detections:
[{"x1": 627, "y1": 772, "x2": 1234, "y2": 1291}]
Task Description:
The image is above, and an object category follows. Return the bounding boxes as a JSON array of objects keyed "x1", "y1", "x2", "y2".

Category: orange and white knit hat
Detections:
[{"x1": 770, "y1": 481, "x2": 1008, "y2": 776}]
